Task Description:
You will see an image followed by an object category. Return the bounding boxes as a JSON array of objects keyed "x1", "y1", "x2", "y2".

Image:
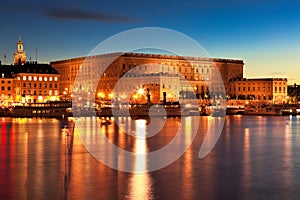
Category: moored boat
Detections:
[
  {"x1": 244, "y1": 104, "x2": 282, "y2": 116},
  {"x1": 11, "y1": 101, "x2": 72, "y2": 118}
]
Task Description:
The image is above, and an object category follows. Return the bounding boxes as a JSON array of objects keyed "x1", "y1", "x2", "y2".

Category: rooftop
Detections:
[
  {"x1": 50, "y1": 52, "x2": 244, "y2": 65},
  {"x1": 0, "y1": 62, "x2": 59, "y2": 78}
]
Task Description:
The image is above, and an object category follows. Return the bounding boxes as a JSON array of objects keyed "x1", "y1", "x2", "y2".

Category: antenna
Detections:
[
  {"x1": 3, "y1": 54, "x2": 6, "y2": 65},
  {"x1": 35, "y1": 48, "x2": 38, "y2": 63}
]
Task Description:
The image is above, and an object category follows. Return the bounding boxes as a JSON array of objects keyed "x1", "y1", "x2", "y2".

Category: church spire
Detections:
[{"x1": 14, "y1": 37, "x2": 27, "y2": 65}]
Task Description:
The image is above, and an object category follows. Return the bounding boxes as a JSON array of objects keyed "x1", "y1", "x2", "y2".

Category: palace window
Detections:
[
  {"x1": 49, "y1": 77, "x2": 53, "y2": 81},
  {"x1": 28, "y1": 76, "x2": 32, "y2": 81},
  {"x1": 39, "y1": 77, "x2": 42, "y2": 81},
  {"x1": 23, "y1": 76, "x2": 26, "y2": 81},
  {"x1": 44, "y1": 77, "x2": 48, "y2": 81},
  {"x1": 34, "y1": 76, "x2": 37, "y2": 81}
]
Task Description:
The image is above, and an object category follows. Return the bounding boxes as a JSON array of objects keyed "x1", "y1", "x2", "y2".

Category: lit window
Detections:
[
  {"x1": 34, "y1": 76, "x2": 37, "y2": 81},
  {"x1": 44, "y1": 77, "x2": 48, "y2": 81},
  {"x1": 49, "y1": 77, "x2": 53, "y2": 81},
  {"x1": 23, "y1": 76, "x2": 26, "y2": 81},
  {"x1": 17, "y1": 76, "x2": 20, "y2": 80},
  {"x1": 28, "y1": 76, "x2": 32, "y2": 81},
  {"x1": 54, "y1": 77, "x2": 58, "y2": 81},
  {"x1": 39, "y1": 77, "x2": 42, "y2": 81}
]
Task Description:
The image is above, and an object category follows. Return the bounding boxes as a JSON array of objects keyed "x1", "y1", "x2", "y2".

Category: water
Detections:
[{"x1": 1, "y1": 116, "x2": 300, "y2": 200}]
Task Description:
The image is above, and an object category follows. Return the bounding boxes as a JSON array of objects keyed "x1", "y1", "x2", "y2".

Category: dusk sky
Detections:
[{"x1": 1, "y1": 0, "x2": 300, "y2": 83}]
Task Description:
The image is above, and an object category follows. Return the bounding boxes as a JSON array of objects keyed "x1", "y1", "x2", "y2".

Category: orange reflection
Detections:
[
  {"x1": 127, "y1": 119, "x2": 153, "y2": 200},
  {"x1": 183, "y1": 116, "x2": 193, "y2": 199}
]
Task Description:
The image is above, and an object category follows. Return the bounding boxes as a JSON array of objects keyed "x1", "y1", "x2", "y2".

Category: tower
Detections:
[{"x1": 14, "y1": 37, "x2": 27, "y2": 65}]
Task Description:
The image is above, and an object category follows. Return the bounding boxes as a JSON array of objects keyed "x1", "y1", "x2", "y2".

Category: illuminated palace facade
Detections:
[
  {"x1": 228, "y1": 78, "x2": 288, "y2": 104},
  {"x1": 50, "y1": 52, "x2": 244, "y2": 104}
]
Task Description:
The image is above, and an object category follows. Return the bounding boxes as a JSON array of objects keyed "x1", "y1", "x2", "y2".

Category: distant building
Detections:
[
  {"x1": 50, "y1": 52, "x2": 244, "y2": 104},
  {"x1": 0, "y1": 39, "x2": 61, "y2": 105},
  {"x1": 0, "y1": 65, "x2": 14, "y2": 106},
  {"x1": 12, "y1": 63, "x2": 60, "y2": 103},
  {"x1": 228, "y1": 78, "x2": 288, "y2": 103},
  {"x1": 14, "y1": 38, "x2": 27, "y2": 65},
  {"x1": 287, "y1": 84, "x2": 300, "y2": 103}
]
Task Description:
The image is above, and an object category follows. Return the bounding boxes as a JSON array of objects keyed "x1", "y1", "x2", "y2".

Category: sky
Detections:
[{"x1": 1, "y1": 0, "x2": 300, "y2": 83}]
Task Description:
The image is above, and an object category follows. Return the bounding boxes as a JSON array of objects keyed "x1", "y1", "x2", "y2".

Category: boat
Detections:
[
  {"x1": 130, "y1": 103, "x2": 190, "y2": 117},
  {"x1": 226, "y1": 105, "x2": 245, "y2": 115},
  {"x1": 244, "y1": 103, "x2": 282, "y2": 116},
  {"x1": 205, "y1": 105, "x2": 227, "y2": 117},
  {"x1": 11, "y1": 101, "x2": 72, "y2": 118}
]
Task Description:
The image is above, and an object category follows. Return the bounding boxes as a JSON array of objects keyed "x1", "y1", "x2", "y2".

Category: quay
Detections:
[{"x1": 1, "y1": 101, "x2": 300, "y2": 117}]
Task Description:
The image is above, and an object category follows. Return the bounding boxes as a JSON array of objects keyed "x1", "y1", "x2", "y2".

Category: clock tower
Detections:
[{"x1": 14, "y1": 37, "x2": 27, "y2": 65}]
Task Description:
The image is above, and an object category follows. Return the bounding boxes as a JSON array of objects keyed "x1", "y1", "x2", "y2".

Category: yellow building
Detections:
[
  {"x1": 1, "y1": 39, "x2": 61, "y2": 104},
  {"x1": 228, "y1": 78, "x2": 288, "y2": 104},
  {"x1": 12, "y1": 62, "x2": 61, "y2": 103},
  {"x1": 50, "y1": 52, "x2": 244, "y2": 104},
  {"x1": 0, "y1": 65, "x2": 14, "y2": 106}
]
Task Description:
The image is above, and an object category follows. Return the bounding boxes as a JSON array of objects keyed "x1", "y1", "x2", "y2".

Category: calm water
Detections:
[{"x1": 1, "y1": 116, "x2": 300, "y2": 200}]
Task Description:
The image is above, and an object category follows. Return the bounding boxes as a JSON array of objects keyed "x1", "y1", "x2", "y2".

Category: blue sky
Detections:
[{"x1": 1, "y1": 0, "x2": 300, "y2": 83}]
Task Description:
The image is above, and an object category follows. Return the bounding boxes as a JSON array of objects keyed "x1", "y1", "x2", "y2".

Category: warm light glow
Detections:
[
  {"x1": 97, "y1": 92, "x2": 105, "y2": 98},
  {"x1": 128, "y1": 119, "x2": 153, "y2": 199},
  {"x1": 138, "y1": 88, "x2": 144, "y2": 95},
  {"x1": 38, "y1": 96, "x2": 43, "y2": 102}
]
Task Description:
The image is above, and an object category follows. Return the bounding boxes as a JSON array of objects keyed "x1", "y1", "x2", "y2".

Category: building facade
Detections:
[
  {"x1": 228, "y1": 78, "x2": 288, "y2": 103},
  {"x1": 12, "y1": 63, "x2": 61, "y2": 103},
  {"x1": 0, "y1": 65, "x2": 14, "y2": 106},
  {"x1": 50, "y1": 52, "x2": 244, "y2": 104},
  {"x1": 0, "y1": 39, "x2": 61, "y2": 105},
  {"x1": 287, "y1": 84, "x2": 300, "y2": 103}
]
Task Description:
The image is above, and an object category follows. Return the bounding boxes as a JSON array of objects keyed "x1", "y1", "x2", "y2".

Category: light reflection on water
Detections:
[
  {"x1": 127, "y1": 119, "x2": 153, "y2": 200},
  {"x1": 1, "y1": 116, "x2": 300, "y2": 199}
]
